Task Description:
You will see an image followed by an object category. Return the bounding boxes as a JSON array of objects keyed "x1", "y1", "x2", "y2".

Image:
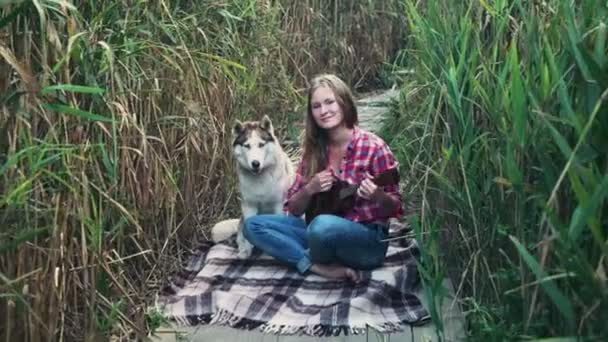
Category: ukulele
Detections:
[{"x1": 304, "y1": 167, "x2": 400, "y2": 224}]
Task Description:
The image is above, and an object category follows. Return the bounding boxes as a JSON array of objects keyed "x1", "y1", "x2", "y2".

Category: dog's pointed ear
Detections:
[
  {"x1": 260, "y1": 115, "x2": 274, "y2": 134},
  {"x1": 233, "y1": 120, "x2": 244, "y2": 137}
]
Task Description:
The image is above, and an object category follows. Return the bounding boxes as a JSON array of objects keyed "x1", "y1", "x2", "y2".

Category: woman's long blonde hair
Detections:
[{"x1": 302, "y1": 74, "x2": 358, "y2": 178}]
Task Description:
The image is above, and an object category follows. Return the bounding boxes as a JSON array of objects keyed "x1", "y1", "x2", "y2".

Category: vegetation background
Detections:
[{"x1": 1, "y1": 0, "x2": 606, "y2": 341}]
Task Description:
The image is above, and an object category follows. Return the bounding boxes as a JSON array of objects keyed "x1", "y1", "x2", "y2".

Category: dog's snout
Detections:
[{"x1": 251, "y1": 160, "x2": 260, "y2": 169}]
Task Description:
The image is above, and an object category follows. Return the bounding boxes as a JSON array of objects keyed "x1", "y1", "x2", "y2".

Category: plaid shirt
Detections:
[{"x1": 285, "y1": 127, "x2": 403, "y2": 223}]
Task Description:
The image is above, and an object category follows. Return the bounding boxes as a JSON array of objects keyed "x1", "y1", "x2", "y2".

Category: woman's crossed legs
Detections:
[{"x1": 243, "y1": 214, "x2": 388, "y2": 281}]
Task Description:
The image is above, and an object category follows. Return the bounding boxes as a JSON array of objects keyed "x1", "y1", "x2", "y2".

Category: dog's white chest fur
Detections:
[{"x1": 238, "y1": 164, "x2": 291, "y2": 214}]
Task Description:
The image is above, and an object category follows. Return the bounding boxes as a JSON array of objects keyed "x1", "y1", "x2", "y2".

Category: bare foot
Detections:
[{"x1": 310, "y1": 263, "x2": 361, "y2": 282}]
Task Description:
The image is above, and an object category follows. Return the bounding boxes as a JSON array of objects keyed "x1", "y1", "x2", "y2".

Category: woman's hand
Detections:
[
  {"x1": 357, "y1": 172, "x2": 383, "y2": 202},
  {"x1": 305, "y1": 170, "x2": 335, "y2": 195},
  {"x1": 357, "y1": 171, "x2": 401, "y2": 216}
]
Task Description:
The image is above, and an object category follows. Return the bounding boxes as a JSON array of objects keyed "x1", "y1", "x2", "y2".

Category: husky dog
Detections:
[{"x1": 211, "y1": 115, "x2": 294, "y2": 258}]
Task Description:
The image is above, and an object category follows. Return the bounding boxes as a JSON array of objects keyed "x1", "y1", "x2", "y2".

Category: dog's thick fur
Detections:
[{"x1": 210, "y1": 115, "x2": 294, "y2": 258}]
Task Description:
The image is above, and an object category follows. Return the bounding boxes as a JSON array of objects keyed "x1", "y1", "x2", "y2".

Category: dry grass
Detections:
[{"x1": 0, "y1": 0, "x2": 406, "y2": 340}]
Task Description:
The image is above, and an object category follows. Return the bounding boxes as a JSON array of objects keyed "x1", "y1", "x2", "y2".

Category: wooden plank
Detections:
[
  {"x1": 411, "y1": 279, "x2": 466, "y2": 342},
  {"x1": 356, "y1": 88, "x2": 400, "y2": 106},
  {"x1": 356, "y1": 88, "x2": 398, "y2": 133},
  {"x1": 152, "y1": 324, "x2": 278, "y2": 342},
  {"x1": 357, "y1": 106, "x2": 388, "y2": 132}
]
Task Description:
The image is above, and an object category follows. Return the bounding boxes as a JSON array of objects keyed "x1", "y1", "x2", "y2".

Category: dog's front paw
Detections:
[
  {"x1": 237, "y1": 245, "x2": 253, "y2": 259},
  {"x1": 235, "y1": 228, "x2": 254, "y2": 259},
  {"x1": 236, "y1": 243, "x2": 253, "y2": 259}
]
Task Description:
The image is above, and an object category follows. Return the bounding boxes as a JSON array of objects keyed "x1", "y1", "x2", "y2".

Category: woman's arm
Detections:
[
  {"x1": 357, "y1": 140, "x2": 404, "y2": 218},
  {"x1": 286, "y1": 183, "x2": 314, "y2": 216},
  {"x1": 284, "y1": 157, "x2": 333, "y2": 217},
  {"x1": 286, "y1": 169, "x2": 334, "y2": 216},
  {"x1": 358, "y1": 179, "x2": 401, "y2": 217}
]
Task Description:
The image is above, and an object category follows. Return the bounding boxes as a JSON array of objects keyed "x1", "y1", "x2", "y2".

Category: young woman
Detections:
[{"x1": 243, "y1": 74, "x2": 403, "y2": 282}]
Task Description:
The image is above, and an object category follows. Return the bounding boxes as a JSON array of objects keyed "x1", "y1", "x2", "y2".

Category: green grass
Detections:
[{"x1": 382, "y1": 0, "x2": 608, "y2": 340}]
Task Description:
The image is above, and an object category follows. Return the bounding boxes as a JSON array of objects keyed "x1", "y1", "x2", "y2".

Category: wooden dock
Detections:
[{"x1": 151, "y1": 89, "x2": 466, "y2": 341}]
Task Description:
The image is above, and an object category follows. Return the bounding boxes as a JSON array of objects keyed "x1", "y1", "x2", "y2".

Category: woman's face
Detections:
[{"x1": 310, "y1": 85, "x2": 344, "y2": 131}]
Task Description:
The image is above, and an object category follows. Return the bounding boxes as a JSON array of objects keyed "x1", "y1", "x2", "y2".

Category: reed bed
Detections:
[
  {"x1": 0, "y1": 0, "x2": 405, "y2": 340},
  {"x1": 382, "y1": 0, "x2": 607, "y2": 340}
]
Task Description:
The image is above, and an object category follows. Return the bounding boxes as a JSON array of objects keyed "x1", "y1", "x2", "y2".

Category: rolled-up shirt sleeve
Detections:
[
  {"x1": 283, "y1": 159, "x2": 307, "y2": 212},
  {"x1": 370, "y1": 143, "x2": 404, "y2": 219}
]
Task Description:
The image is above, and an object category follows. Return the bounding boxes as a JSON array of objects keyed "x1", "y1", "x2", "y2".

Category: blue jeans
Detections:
[{"x1": 243, "y1": 214, "x2": 389, "y2": 274}]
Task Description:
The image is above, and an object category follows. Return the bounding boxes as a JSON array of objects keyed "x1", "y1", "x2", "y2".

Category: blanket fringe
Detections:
[
  {"x1": 209, "y1": 309, "x2": 243, "y2": 327},
  {"x1": 256, "y1": 322, "x2": 406, "y2": 337},
  {"x1": 172, "y1": 310, "x2": 414, "y2": 337}
]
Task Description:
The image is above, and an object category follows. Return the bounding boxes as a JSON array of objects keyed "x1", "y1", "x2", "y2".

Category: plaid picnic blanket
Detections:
[{"x1": 156, "y1": 236, "x2": 430, "y2": 337}]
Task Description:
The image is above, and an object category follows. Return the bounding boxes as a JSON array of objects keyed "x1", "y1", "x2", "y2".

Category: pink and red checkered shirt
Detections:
[{"x1": 285, "y1": 126, "x2": 403, "y2": 224}]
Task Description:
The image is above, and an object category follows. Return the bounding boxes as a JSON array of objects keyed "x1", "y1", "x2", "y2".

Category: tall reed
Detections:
[{"x1": 383, "y1": 0, "x2": 607, "y2": 339}]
